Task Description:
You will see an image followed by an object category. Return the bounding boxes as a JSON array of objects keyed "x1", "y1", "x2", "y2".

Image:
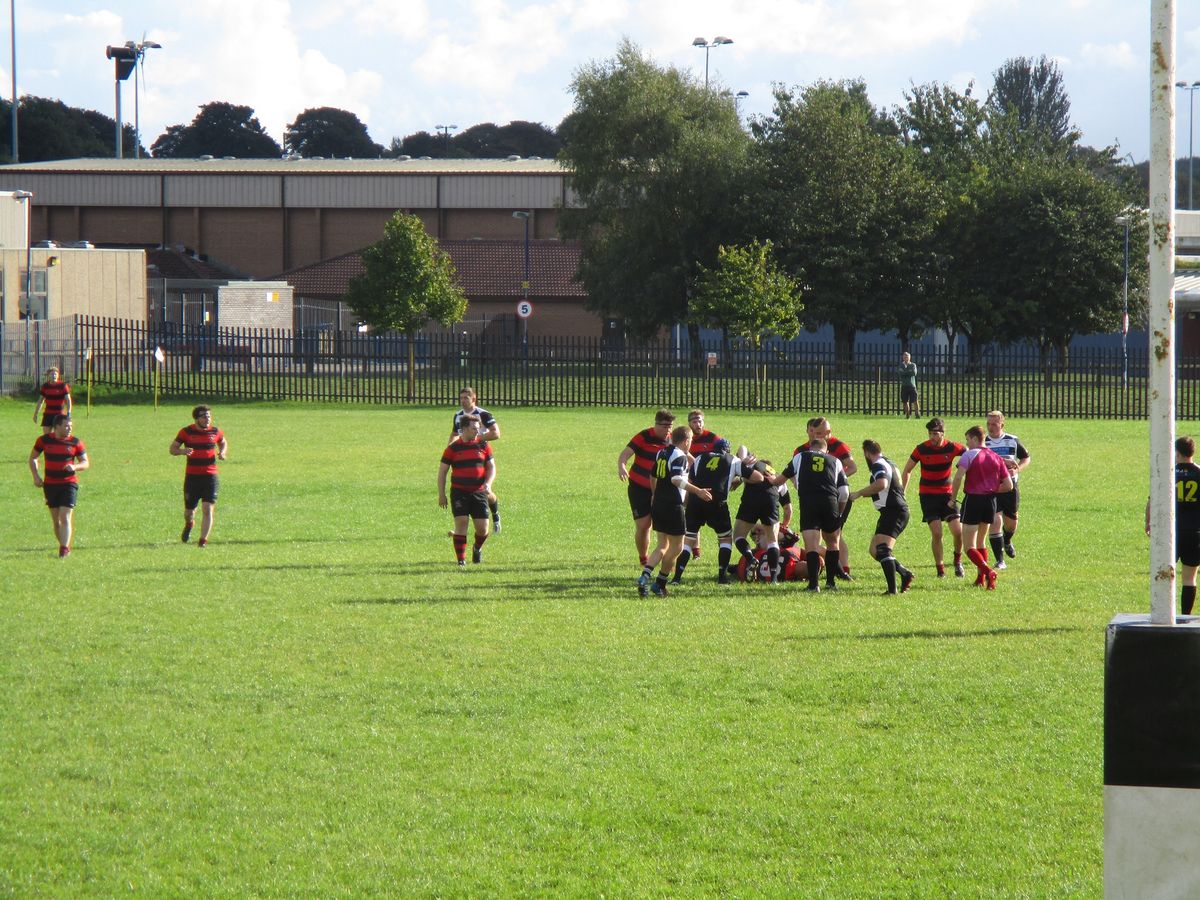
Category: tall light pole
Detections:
[
  {"x1": 1177, "y1": 80, "x2": 1200, "y2": 209},
  {"x1": 512, "y1": 210, "x2": 530, "y2": 352},
  {"x1": 132, "y1": 39, "x2": 161, "y2": 159},
  {"x1": 435, "y1": 124, "x2": 457, "y2": 155},
  {"x1": 9, "y1": 0, "x2": 16, "y2": 162},
  {"x1": 105, "y1": 43, "x2": 137, "y2": 158},
  {"x1": 691, "y1": 36, "x2": 732, "y2": 90},
  {"x1": 1116, "y1": 213, "x2": 1131, "y2": 390}
]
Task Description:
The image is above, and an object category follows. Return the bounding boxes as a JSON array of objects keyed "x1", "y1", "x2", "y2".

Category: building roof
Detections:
[
  {"x1": 0, "y1": 157, "x2": 565, "y2": 176},
  {"x1": 276, "y1": 239, "x2": 585, "y2": 301},
  {"x1": 147, "y1": 248, "x2": 243, "y2": 281}
]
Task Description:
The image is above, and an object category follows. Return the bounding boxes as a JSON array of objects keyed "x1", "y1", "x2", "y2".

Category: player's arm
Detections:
[
  {"x1": 1014, "y1": 442, "x2": 1030, "y2": 472},
  {"x1": 437, "y1": 462, "x2": 450, "y2": 508},
  {"x1": 950, "y1": 464, "x2": 965, "y2": 501},
  {"x1": 480, "y1": 416, "x2": 500, "y2": 442},
  {"x1": 63, "y1": 389, "x2": 72, "y2": 416},
  {"x1": 996, "y1": 472, "x2": 1014, "y2": 493},
  {"x1": 67, "y1": 450, "x2": 90, "y2": 475},
  {"x1": 673, "y1": 470, "x2": 711, "y2": 502},
  {"x1": 842, "y1": 456, "x2": 858, "y2": 478},
  {"x1": 901, "y1": 456, "x2": 917, "y2": 492},
  {"x1": 851, "y1": 472, "x2": 886, "y2": 501},
  {"x1": 217, "y1": 436, "x2": 228, "y2": 460},
  {"x1": 32, "y1": 393, "x2": 43, "y2": 422},
  {"x1": 780, "y1": 490, "x2": 793, "y2": 530},
  {"x1": 169, "y1": 438, "x2": 192, "y2": 457},
  {"x1": 483, "y1": 458, "x2": 496, "y2": 495},
  {"x1": 1145, "y1": 497, "x2": 1152, "y2": 536},
  {"x1": 617, "y1": 446, "x2": 634, "y2": 482},
  {"x1": 28, "y1": 447, "x2": 43, "y2": 488}
]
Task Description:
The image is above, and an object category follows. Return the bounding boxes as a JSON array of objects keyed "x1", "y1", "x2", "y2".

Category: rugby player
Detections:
[{"x1": 170, "y1": 405, "x2": 227, "y2": 548}]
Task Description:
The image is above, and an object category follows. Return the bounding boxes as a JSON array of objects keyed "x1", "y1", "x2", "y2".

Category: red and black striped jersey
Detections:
[
  {"x1": 625, "y1": 428, "x2": 668, "y2": 489},
  {"x1": 795, "y1": 435, "x2": 853, "y2": 465},
  {"x1": 176, "y1": 425, "x2": 225, "y2": 476},
  {"x1": 689, "y1": 429, "x2": 722, "y2": 456},
  {"x1": 32, "y1": 434, "x2": 87, "y2": 484},
  {"x1": 39, "y1": 381, "x2": 71, "y2": 416},
  {"x1": 441, "y1": 439, "x2": 493, "y2": 493},
  {"x1": 908, "y1": 439, "x2": 965, "y2": 495}
]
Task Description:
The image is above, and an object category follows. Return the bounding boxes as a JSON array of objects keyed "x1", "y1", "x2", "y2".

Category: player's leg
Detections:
[
  {"x1": 451, "y1": 513, "x2": 469, "y2": 564},
  {"x1": 715, "y1": 526, "x2": 734, "y2": 584},
  {"x1": 182, "y1": 481, "x2": 197, "y2": 542},
  {"x1": 471, "y1": 514, "x2": 490, "y2": 563},
  {"x1": 988, "y1": 510, "x2": 1006, "y2": 569},
  {"x1": 654, "y1": 534, "x2": 684, "y2": 595},
  {"x1": 1182, "y1": 564, "x2": 1199, "y2": 615},
  {"x1": 732, "y1": 518, "x2": 757, "y2": 572},
  {"x1": 802, "y1": 529, "x2": 823, "y2": 591},
  {"x1": 634, "y1": 515, "x2": 652, "y2": 566},
  {"x1": 488, "y1": 488, "x2": 501, "y2": 535},
  {"x1": 822, "y1": 529, "x2": 841, "y2": 588},
  {"x1": 928, "y1": 519, "x2": 945, "y2": 576},
  {"x1": 1002, "y1": 510, "x2": 1018, "y2": 557},
  {"x1": 947, "y1": 515, "x2": 965, "y2": 576},
  {"x1": 761, "y1": 522, "x2": 782, "y2": 583},
  {"x1": 874, "y1": 534, "x2": 899, "y2": 593},
  {"x1": 198, "y1": 500, "x2": 216, "y2": 547}
]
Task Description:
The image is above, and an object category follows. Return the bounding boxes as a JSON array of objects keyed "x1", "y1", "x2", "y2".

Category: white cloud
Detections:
[
  {"x1": 1080, "y1": 41, "x2": 1138, "y2": 71},
  {"x1": 347, "y1": 0, "x2": 431, "y2": 39}
]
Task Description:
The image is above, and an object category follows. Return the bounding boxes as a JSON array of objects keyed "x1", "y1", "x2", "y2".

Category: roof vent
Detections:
[
  {"x1": 418, "y1": 156, "x2": 432, "y2": 160},
  {"x1": 198, "y1": 154, "x2": 214, "y2": 161},
  {"x1": 396, "y1": 154, "x2": 411, "y2": 161},
  {"x1": 506, "y1": 154, "x2": 522, "y2": 161},
  {"x1": 222, "y1": 156, "x2": 236, "y2": 160}
]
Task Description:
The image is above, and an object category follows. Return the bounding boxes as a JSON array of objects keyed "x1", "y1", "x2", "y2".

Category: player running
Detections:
[
  {"x1": 901, "y1": 417, "x2": 966, "y2": 578},
  {"x1": 851, "y1": 440, "x2": 915, "y2": 595},
  {"x1": 451, "y1": 387, "x2": 502, "y2": 534}
]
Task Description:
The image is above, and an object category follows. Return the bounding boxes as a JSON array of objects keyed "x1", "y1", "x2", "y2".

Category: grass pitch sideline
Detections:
[{"x1": 0, "y1": 399, "x2": 1162, "y2": 895}]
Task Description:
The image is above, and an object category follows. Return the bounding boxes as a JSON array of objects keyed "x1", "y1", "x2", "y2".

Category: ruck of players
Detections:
[{"x1": 614, "y1": 408, "x2": 1030, "y2": 598}]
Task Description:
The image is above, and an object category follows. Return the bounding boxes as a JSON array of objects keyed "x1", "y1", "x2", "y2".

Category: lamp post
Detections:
[
  {"x1": 435, "y1": 124, "x2": 457, "y2": 156},
  {"x1": 512, "y1": 210, "x2": 530, "y2": 353},
  {"x1": 131, "y1": 39, "x2": 161, "y2": 159},
  {"x1": 1177, "y1": 80, "x2": 1200, "y2": 210},
  {"x1": 691, "y1": 36, "x2": 732, "y2": 90},
  {"x1": 9, "y1": 0, "x2": 16, "y2": 162},
  {"x1": 14, "y1": 189, "x2": 32, "y2": 373},
  {"x1": 105, "y1": 43, "x2": 138, "y2": 158},
  {"x1": 735, "y1": 90, "x2": 748, "y2": 121},
  {"x1": 1116, "y1": 213, "x2": 1131, "y2": 390}
]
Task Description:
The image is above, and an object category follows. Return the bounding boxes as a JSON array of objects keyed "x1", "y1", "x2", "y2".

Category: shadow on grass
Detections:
[
  {"x1": 857, "y1": 625, "x2": 1084, "y2": 641},
  {"x1": 340, "y1": 574, "x2": 642, "y2": 605}
]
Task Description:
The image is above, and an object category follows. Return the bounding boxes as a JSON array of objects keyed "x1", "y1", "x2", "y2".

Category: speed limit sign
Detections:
[{"x1": 516, "y1": 300, "x2": 534, "y2": 319}]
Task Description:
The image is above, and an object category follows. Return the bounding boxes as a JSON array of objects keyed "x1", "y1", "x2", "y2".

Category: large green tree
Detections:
[
  {"x1": 0, "y1": 96, "x2": 138, "y2": 161},
  {"x1": 987, "y1": 56, "x2": 1079, "y2": 156},
  {"x1": 151, "y1": 102, "x2": 282, "y2": 158},
  {"x1": 285, "y1": 107, "x2": 383, "y2": 158},
  {"x1": 691, "y1": 240, "x2": 803, "y2": 405},
  {"x1": 344, "y1": 213, "x2": 467, "y2": 398},
  {"x1": 559, "y1": 40, "x2": 751, "y2": 345},
  {"x1": 750, "y1": 80, "x2": 925, "y2": 362}
]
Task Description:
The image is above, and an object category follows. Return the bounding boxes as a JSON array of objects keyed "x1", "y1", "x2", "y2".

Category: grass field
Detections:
[{"x1": 0, "y1": 397, "x2": 1167, "y2": 895}]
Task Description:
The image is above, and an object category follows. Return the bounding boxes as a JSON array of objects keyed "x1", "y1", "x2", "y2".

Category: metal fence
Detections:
[{"x1": 3, "y1": 315, "x2": 1197, "y2": 420}]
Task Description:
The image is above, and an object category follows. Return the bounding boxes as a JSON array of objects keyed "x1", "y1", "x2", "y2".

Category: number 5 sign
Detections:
[{"x1": 516, "y1": 300, "x2": 534, "y2": 319}]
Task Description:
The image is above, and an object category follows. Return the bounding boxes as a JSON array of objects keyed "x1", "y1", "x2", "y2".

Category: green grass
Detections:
[{"x1": 0, "y1": 399, "x2": 1165, "y2": 895}]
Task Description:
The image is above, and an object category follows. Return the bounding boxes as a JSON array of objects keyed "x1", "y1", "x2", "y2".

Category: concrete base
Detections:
[{"x1": 1105, "y1": 785, "x2": 1200, "y2": 898}]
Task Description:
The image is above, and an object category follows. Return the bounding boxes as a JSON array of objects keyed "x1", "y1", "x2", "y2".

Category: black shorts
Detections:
[
  {"x1": 43, "y1": 483, "x2": 78, "y2": 509},
  {"x1": 961, "y1": 493, "x2": 997, "y2": 526},
  {"x1": 1180, "y1": 529, "x2": 1200, "y2": 567},
  {"x1": 799, "y1": 496, "x2": 842, "y2": 534},
  {"x1": 996, "y1": 484, "x2": 1020, "y2": 519},
  {"x1": 873, "y1": 506, "x2": 910, "y2": 540},
  {"x1": 40, "y1": 413, "x2": 60, "y2": 428},
  {"x1": 451, "y1": 488, "x2": 490, "y2": 520},
  {"x1": 919, "y1": 493, "x2": 960, "y2": 523},
  {"x1": 628, "y1": 483, "x2": 653, "y2": 520},
  {"x1": 735, "y1": 493, "x2": 780, "y2": 526},
  {"x1": 685, "y1": 496, "x2": 733, "y2": 536},
  {"x1": 900, "y1": 386, "x2": 918, "y2": 403},
  {"x1": 651, "y1": 504, "x2": 686, "y2": 536},
  {"x1": 184, "y1": 474, "x2": 219, "y2": 510}
]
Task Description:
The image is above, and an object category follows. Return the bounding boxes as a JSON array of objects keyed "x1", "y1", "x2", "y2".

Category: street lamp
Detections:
[
  {"x1": 435, "y1": 124, "x2": 457, "y2": 155},
  {"x1": 105, "y1": 43, "x2": 138, "y2": 158},
  {"x1": 131, "y1": 39, "x2": 161, "y2": 159},
  {"x1": 9, "y1": 0, "x2": 16, "y2": 162},
  {"x1": 692, "y1": 36, "x2": 732, "y2": 91},
  {"x1": 1116, "y1": 213, "x2": 1131, "y2": 390},
  {"x1": 1177, "y1": 81, "x2": 1200, "y2": 210},
  {"x1": 512, "y1": 210, "x2": 531, "y2": 352},
  {"x1": 735, "y1": 90, "x2": 749, "y2": 121}
]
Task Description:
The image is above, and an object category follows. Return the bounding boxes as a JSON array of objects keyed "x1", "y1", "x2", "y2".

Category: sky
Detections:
[{"x1": 7, "y1": 0, "x2": 1200, "y2": 161}]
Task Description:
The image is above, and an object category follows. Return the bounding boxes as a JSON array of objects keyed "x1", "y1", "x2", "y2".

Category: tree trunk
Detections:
[
  {"x1": 832, "y1": 324, "x2": 857, "y2": 372},
  {"x1": 965, "y1": 333, "x2": 984, "y2": 374},
  {"x1": 687, "y1": 322, "x2": 703, "y2": 372},
  {"x1": 1055, "y1": 336, "x2": 1071, "y2": 375}
]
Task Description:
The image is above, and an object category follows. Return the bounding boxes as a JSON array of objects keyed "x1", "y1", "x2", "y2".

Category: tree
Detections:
[
  {"x1": 559, "y1": 40, "x2": 751, "y2": 347},
  {"x1": 959, "y1": 154, "x2": 1145, "y2": 370},
  {"x1": 750, "y1": 80, "x2": 920, "y2": 362},
  {"x1": 388, "y1": 120, "x2": 562, "y2": 159},
  {"x1": 0, "y1": 96, "x2": 138, "y2": 161},
  {"x1": 344, "y1": 213, "x2": 467, "y2": 399},
  {"x1": 987, "y1": 56, "x2": 1079, "y2": 155},
  {"x1": 284, "y1": 107, "x2": 383, "y2": 158},
  {"x1": 151, "y1": 102, "x2": 282, "y2": 158},
  {"x1": 691, "y1": 240, "x2": 803, "y2": 405}
]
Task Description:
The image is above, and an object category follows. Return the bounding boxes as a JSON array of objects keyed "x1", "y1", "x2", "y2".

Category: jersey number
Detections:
[
  {"x1": 655, "y1": 458, "x2": 668, "y2": 479},
  {"x1": 1179, "y1": 480, "x2": 1199, "y2": 503},
  {"x1": 706, "y1": 457, "x2": 721, "y2": 471},
  {"x1": 810, "y1": 456, "x2": 825, "y2": 473}
]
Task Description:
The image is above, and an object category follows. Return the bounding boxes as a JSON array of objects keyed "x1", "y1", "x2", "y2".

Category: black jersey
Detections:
[
  {"x1": 691, "y1": 451, "x2": 746, "y2": 504},
  {"x1": 452, "y1": 405, "x2": 496, "y2": 435},
  {"x1": 740, "y1": 460, "x2": 781, "y2": 504},
  {"x1": 867, "y1": 455, "x2": 908, "y2": 513},
  {"x1": 651, "y1": 446, "x2": 690, "y2": 508},
  {"x1": 785, "y1": 450, "x2": 847, "y2": 501},
  {"x1": 1178, "y1": 462, "x2": 1200, "y2": 531}
]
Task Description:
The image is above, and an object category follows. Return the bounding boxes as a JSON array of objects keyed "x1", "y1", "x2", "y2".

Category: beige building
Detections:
[{"x1": 0, "y1": 246, "x2": 147, "y2": 324}]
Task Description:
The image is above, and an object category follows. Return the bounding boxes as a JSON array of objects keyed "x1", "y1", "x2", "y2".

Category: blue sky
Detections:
[{"x1": 9, "y1": 0, "x2": 1200, "y2": 160}]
